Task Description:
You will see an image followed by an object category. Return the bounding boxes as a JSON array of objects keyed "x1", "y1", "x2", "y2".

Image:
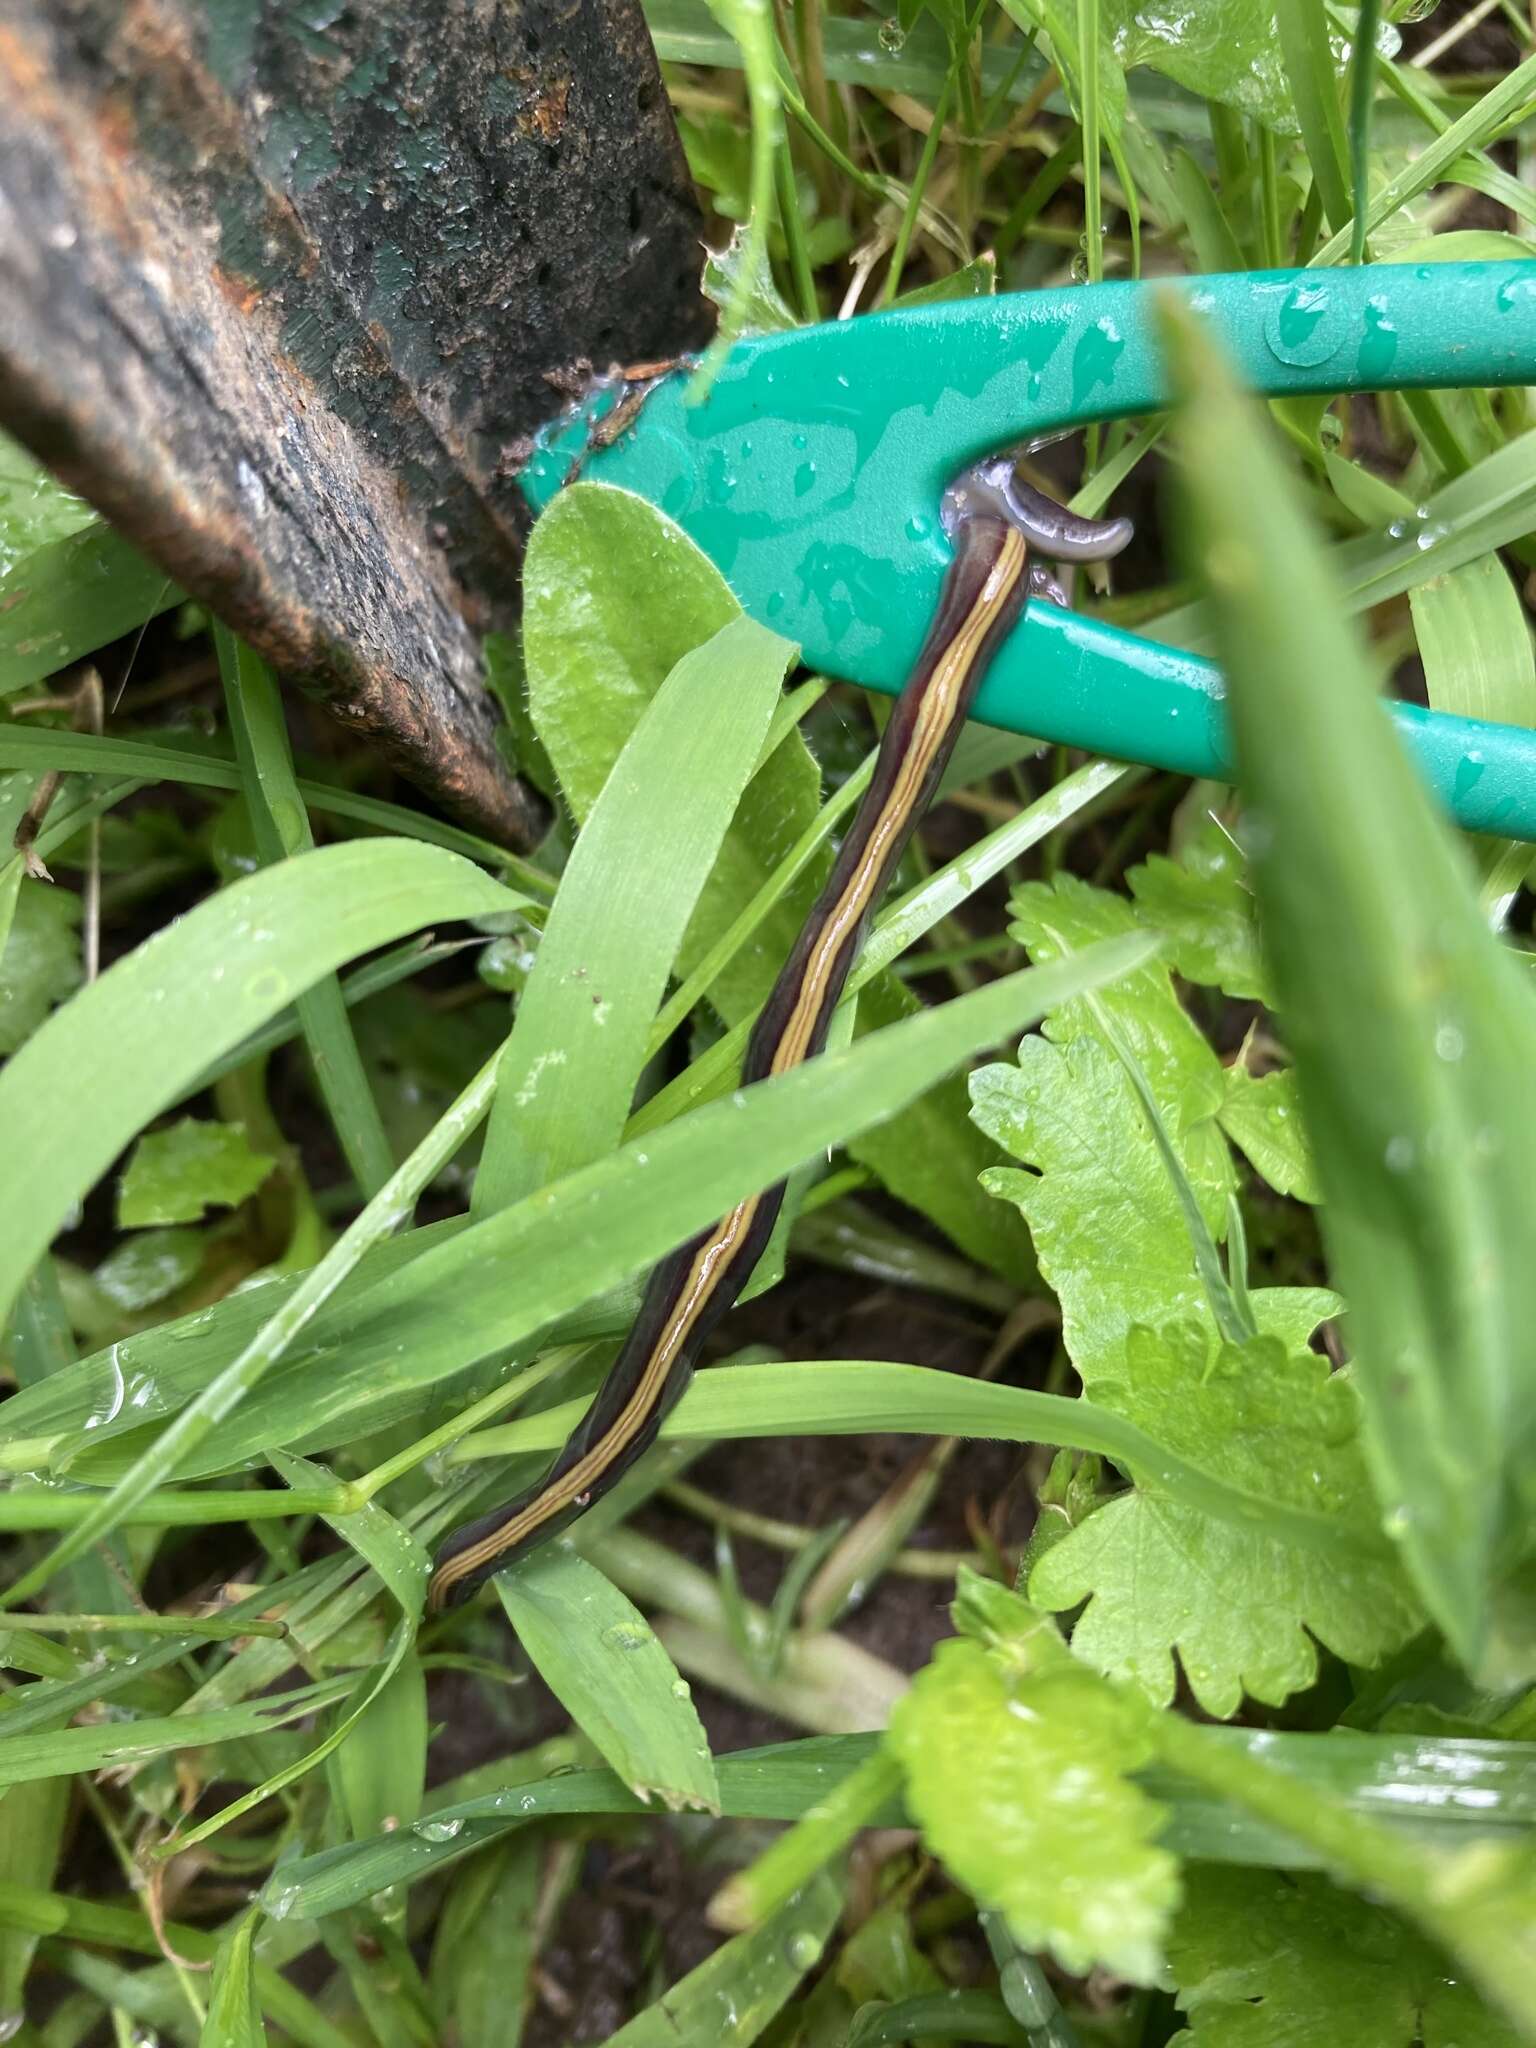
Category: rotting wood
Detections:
[{"x1": 0, "y1": 0, "x2": 710, "y2": 849}]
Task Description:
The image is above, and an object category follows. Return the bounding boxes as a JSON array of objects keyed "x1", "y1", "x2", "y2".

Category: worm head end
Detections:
[{"x1": 941, "y1": 454, "x2": 1133, "y2": 564}]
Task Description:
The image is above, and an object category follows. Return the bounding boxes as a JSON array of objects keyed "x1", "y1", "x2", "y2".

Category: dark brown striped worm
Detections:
[{"x1": 427, "y1": 461, "x2": 1132, "y2": 1610}]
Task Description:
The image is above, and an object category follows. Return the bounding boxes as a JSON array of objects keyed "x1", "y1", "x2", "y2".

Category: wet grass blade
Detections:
[
  {"x1": 1162, "y1": 296, "x2": 1536, "y2": 1672},
  {"x1": 218, "y1": 629, "x2": 394, "y2": 1198},
  {"x1": 475, "y1": 613, "x2": 793, "y2": 1210},
  {"x1": 0, "y1": 839, "x2": 524, "y2": 1331},
  {"x1": 496, "y1": 1548, "x2": 719, "y2": 1812},
  {"x1": 262, "y1": 1718, "x2": 1536, "y2": 1921}
]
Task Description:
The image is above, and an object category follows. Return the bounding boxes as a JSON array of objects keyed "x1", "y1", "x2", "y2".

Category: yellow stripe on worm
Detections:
[{"x1": 428, "y1": 469, "x2": 1130, "y2": 1612}]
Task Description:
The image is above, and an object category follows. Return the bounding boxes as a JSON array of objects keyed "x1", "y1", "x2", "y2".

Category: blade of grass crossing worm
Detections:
[
  {"x1": 0, "y1": 839, "x2": 524, "y2": 1331},
  {"x1": 11, "y1": 946, "x2": 1153, "y2": 1488},
  {"x1": 1274, "y1": 0, "x2": 1350, "y2": 232},
  {"x1": 162, "y1": 1454, "x2": 429, "y2": 1854},
  {"x1": 453, "y1": 1357, "x2": 1391, "y2": 1563},
  {"x1": 475, "y1": 614, "x2": 794, "y2": 1211},
  {"x1": 606, "y1": 1872, "x2": 842, "y2": 2045},
  {"x1": 1409, "y1": 556, "x2": 1536, "y2": 917},
  {"x1": 217, "y1": 629, "x2": 394, "y2": 1197},
  {"x1": 201, "y1": 1913, "x2": 263, "y2": 2048},
  {"x1": 1163, "y1": 298, "x2": 1536, "y2": 1670},
  {"x1": 496, "y1": 1547, "x2": 719, "y2": 1812},
  {"x1": 630, "y1": 760, "x2": 1130, "y2": 1138},
  {"x1": 247, "y1": 943, "x2": 1158, "y2": 1452}
]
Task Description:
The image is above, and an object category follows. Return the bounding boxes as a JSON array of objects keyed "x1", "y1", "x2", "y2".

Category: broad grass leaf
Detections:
[
  {"x1": 887, "y1": 1635, "x2": 1178, "y2": 1985},
  {"x1": 601, "y1": 1873, "x2": 842, "y2": 2046},
  {"x1": 332, "y1": 1649, "x2": 427, "y2": 1843},
  {"x1": 0, "y1": 879, "x2": 80, "y2": 1054},
  {"x1": 0, "y1": 840, "x2": 525, "y2": 1330},
  {"x1": 1409, "y1": 555, "x2": 1536, "y2": 913},
  {"x1": 1165, "y1": 299, "x2": 1536, "y2": 1670},
  {"x1": 428, "y1": 1837, "x2": 541, "y2": 2048},
  {"x1": 263, "y1": 1714, "x2": 1536, "y2": 1922},
  {"x1": 201, "y1": 1913, "x2": 266, "y2": 2048},
  {"x1": 496, "y1": 1548, "x2": 718, "y2": 1812},
  {"x1": 476, "y1": 612, "x2": 794, "y2": 1211},
  {"x1": 524, "y1": 483, "x2": 1030, "y2": 1279},
  {"x1": 0, "y1": 433, "x2": 177, "y2": 696},
  {"x1": 1167, "y1": 1866, "x2": 1525, "y2": 2048}
]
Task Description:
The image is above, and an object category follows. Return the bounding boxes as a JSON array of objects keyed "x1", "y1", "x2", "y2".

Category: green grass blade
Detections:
[
  {"x1": 217, "y1": 629, "x2": 394, "y2": 1198},
  {"x1": 2, "y1": 943, "x2": 1154, "y2": 1485},
  {"x1": 1163, "y1": 296, "x2": 1536, "y2": 1671},
  {"x1": 0, "y1": 1885, "x2": 353, "y2": 2048},
  {"x1": 201, "y1": 1913, "x2": 263, "y2": 2048},
  {"x1": 605, "y1": 1872, "x2": 842, "y2": 2045},
  {"x1": 475, "y1": 613, "x2": 793, "y2": 1211},
  {"x1": 0, "y1": 436, "x2": 178, "y2": 696},
  {"x1": 1346, "y1": 0, "x2": 1382, "y2": 264},
  {"x1": 0, "y1": 840, "x2": 523, "y2": 1330},
  {"x1": 1275, "y1": 0, "x2": 1351, "y2": 232},
  {"x1": 496, "y1": 1548, "x2": 720, "y2": 1812},
  {"x1": 261, "y1": 1717, "x2": 1536, "y2": 1921},
  {"x1": 1312, "y1": 48, "x2": 1536, "y2": 265},
  {"x1": 0, "y1": 724, "x2": 527, "y2": 876},
  {"x1": 454, "y1": 1358, "x2": 1388, "y2": 1564},
  {"x1": 0, "y1": 1675, "x2": 354, "y2": 1786}
]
